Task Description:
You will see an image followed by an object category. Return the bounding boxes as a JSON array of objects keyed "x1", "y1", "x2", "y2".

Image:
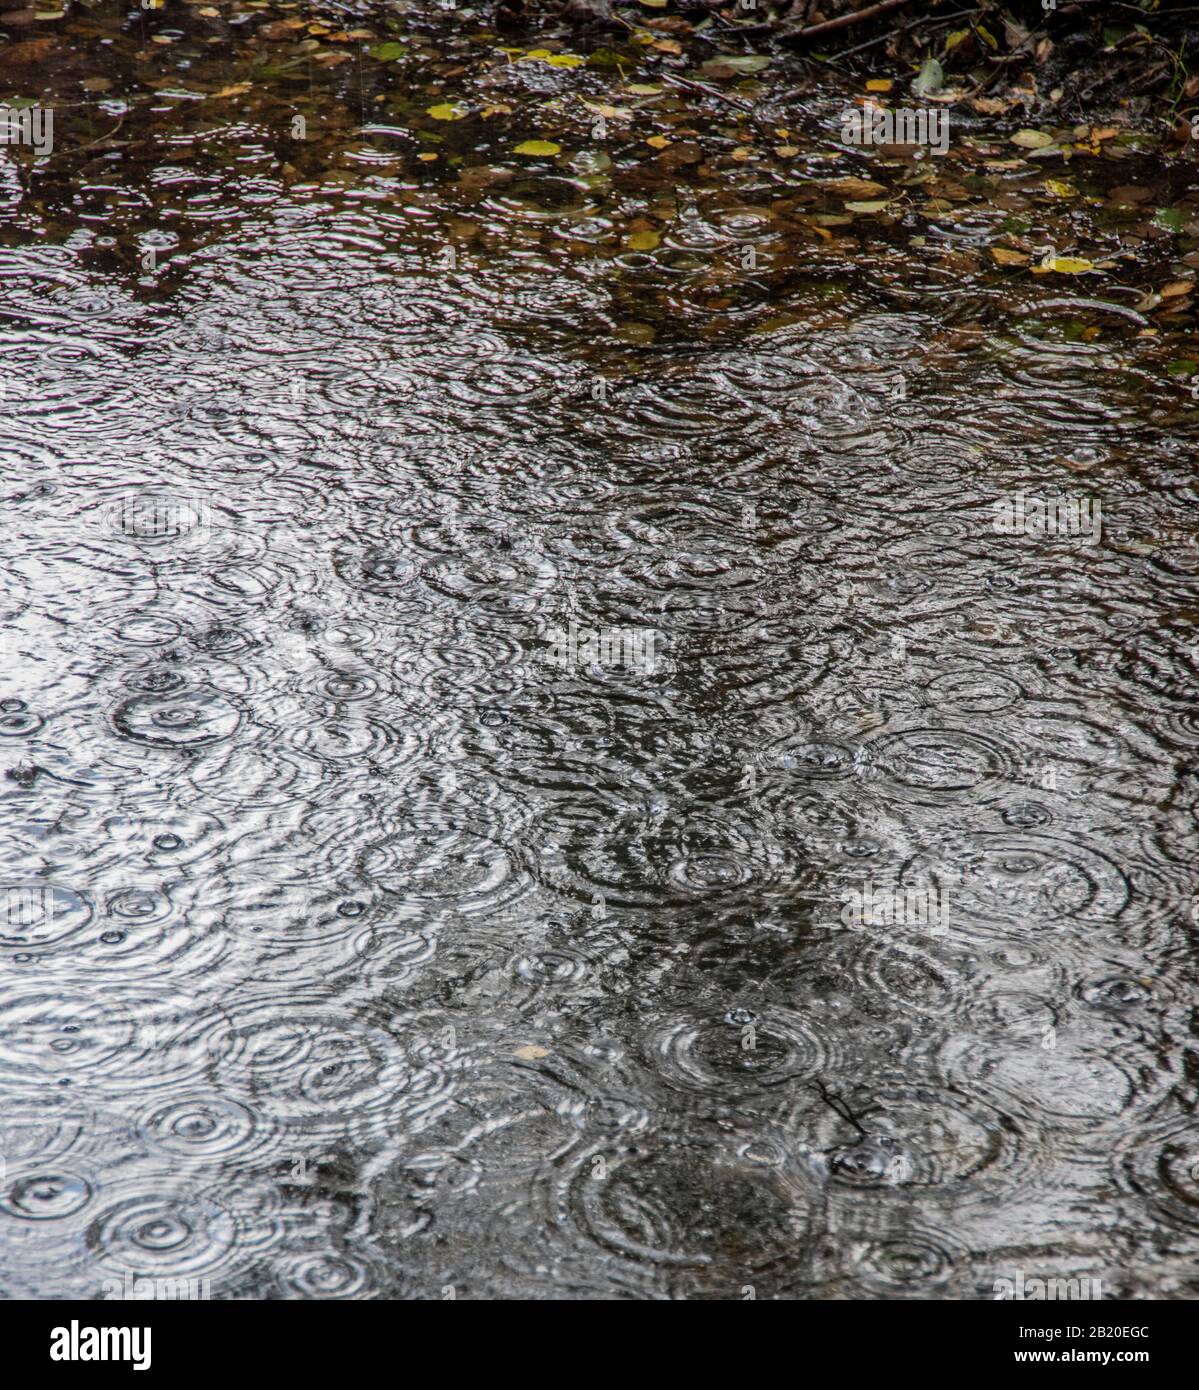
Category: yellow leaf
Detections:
[
  {"x1": 774, "y1": 144, "x2": 799, "y2": 157},
  {"x1": 1042, "y1": 256, "x2": 1094, "y2": 274},
  {"x1": 426, "y1": 102, "x2": 466, "y2": 121},
  {"x1": 865, "y1": 78, "x2": 892, "y2": 92},
  {"x1": 513, "y1": 1044, "x2": 550, "y2": 1060},
  {"x1": 546, "y1": 53, "x2": 584, "y2": 67},
  {"x1": 991, "y1": 246, "x2": 1029, "y2": 266},
  {"x1": 417, "y1": 153, "x2": 439, "y2": 162},
  {"x1": 627, "y1": 230, "x2": 660, "y2": 251},
  {"x1": 645, "y1": 135, "x2": 670, "y2": 149},
  {"x1": 513, "y1": 139, "x2": 561, "y2": 156},
  {"x1": 626, "y1": 83, "x2": 661, "y2": 95},
  {"x1": 1162, "y1": 280, "x2": 1194, "y2": 297},
  {"x1": 213, "y1": 83, "x2": 252, "y2": 98},
  {"x1": 1011, "y1": 129, "x2": 1054, "y2": 149},
  {"x1": 1043, "y1": 179, "x2": 1077, "y2": 197}
]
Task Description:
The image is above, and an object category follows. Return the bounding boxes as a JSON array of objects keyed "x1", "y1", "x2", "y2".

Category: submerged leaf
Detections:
[{"x1": 1012, "y1": 129, "x2": 1054, "y2": 149}]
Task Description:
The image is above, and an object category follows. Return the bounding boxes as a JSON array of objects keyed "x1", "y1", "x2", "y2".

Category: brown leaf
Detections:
[
  {"x1": 824, "y1": 176, "x2": 887, "y2": 198},
  {"x1": 259, "y1": 18, "x2": 306, "y2": 40}
]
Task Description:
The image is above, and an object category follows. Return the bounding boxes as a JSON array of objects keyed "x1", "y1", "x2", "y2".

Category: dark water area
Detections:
[{"x1": 4, "y1": 2, "x2": 1199, "y2": 1300}]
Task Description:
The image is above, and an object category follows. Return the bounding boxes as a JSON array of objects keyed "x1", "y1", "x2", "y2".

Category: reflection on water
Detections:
[{"x1": 3, "y1": 3, "x2": 1199, "y2": 1300}]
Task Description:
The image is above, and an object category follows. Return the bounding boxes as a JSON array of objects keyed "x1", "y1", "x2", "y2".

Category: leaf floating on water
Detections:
[
  {"x1": 1162, "y1": 280, "x2": 1194, "y2": 298},
  {"x1": 1043, "y1": 179, "x2": 1077, "y2": 197},
  {"x1": 825, "y1": 176, "x2": 887, "y2": 198},
  {"x1": 513, "y1": 1044, "x2": 550, "y2": 1060},
  {"x1": 626, "y1": 230, "x2": 660, "y2": 251},
  {"x1": 865, "y1": 79, "x2": 893, "y2": 93},
  {"x1": 702, "y1": 54, "x2": 772, "y2": 74},
  {"x1": 645, "y1": 135, "x2": 670, "y2": 149},
  {"x1": 370, "y1": 41, "x2": 406, "y2": 60},
  {"x1": 513, "y1": 139, "x2": 561, "y2": 156},
  {"x1": 1034, "y1": 256, "x2": 1095, "y2": 274},
  {"x1": 427, "y1": 103, "x2": 466, "y2": 121},
  {"x1": 912, "y1": 56, "x2": 943, "y2": 96},
  {"x1": 991, "y1": 246, "x2": 1030, "y2": 265},
  {"x1": 844, "y1": 200, "x2": 890, "y2": 213},
  {"x1": 1011, "y1": 129, "x2": 1055, "y2": 149}
]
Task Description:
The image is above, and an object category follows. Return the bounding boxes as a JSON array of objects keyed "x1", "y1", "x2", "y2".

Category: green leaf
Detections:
[
  {"x1": 370, "y1": 42, "x2": 406, "y2": 60},
  {"x1": 1154, "y1": 207, "x2": 1185, "y2": 232},
  {"x1": 912, "y1": 56, "x2": 943, "y2": 96},
  {"x1": 513, "y1": 139, "x2": 561, "y2": 156},
  {"x1": 703, "y1": 54, "x2": 772, "y2": 73},
  {"x1": 427, "y1": 103, "x2": 467, "y2": 121}
]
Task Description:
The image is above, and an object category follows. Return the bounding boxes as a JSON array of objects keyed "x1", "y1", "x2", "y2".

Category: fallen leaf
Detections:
[
  {"x1": 825, "y1": 176, "x2": 887, "y2": 198},
  {"x1": 645, "y1": 135, "x2": 670, "y2": 149},
  {"x1": 513, "y1": 139, "x2": 561, "y2": 156},
  {"x1": 1162, "y1": 280, "x2": 1194, "y2": 298},
  {"x1": 913, "y1": 56, "x2": 944, "y2": 96},
  {"x1": 845, "y1": 200, "x2": 890, "y2": 213},
  {"x1": 866, "y1": 79, "x2": 893, "y2": 93},
  {"x1": 627, "y1": 230, "x2": 660, "y2": 251},
  {"x1": 426, "y1": 102, "x2": 466, "y2": 121},
  {"x1": 1037, "y1": 256, "x2": 1095, "y2": 274},
  {"x1": 702, "y1": 54, "x2": 771, "y2": 74},
  {"x1": 1012, "y1": 129, "x2": 1055, "y2": 149},
  {"x1": 513, "y1": 1044, "x2": 550, "y2": 1060},
  {"x1": 991, "y1": 246, "x2": 1030, "y2": 265}
]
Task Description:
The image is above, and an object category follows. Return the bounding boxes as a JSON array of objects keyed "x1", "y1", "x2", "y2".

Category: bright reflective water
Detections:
[{"x1": 3, "y1": 5, "x2": 1199, "y2": 1300}]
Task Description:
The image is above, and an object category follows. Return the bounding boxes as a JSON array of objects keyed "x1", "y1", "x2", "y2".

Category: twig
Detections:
[
  {"x1": 811, "y1": 1080, "x2": 868, "y2": 1138},
  {"x1": 658, "y1": 70, "x2": 777, "y2": 139},
  {"x1": 835, "y1": 7, "x2": 981, "y2": 59},
  {"x1": 786, "y1": 0, "x2": 914, "y2": 41}
]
